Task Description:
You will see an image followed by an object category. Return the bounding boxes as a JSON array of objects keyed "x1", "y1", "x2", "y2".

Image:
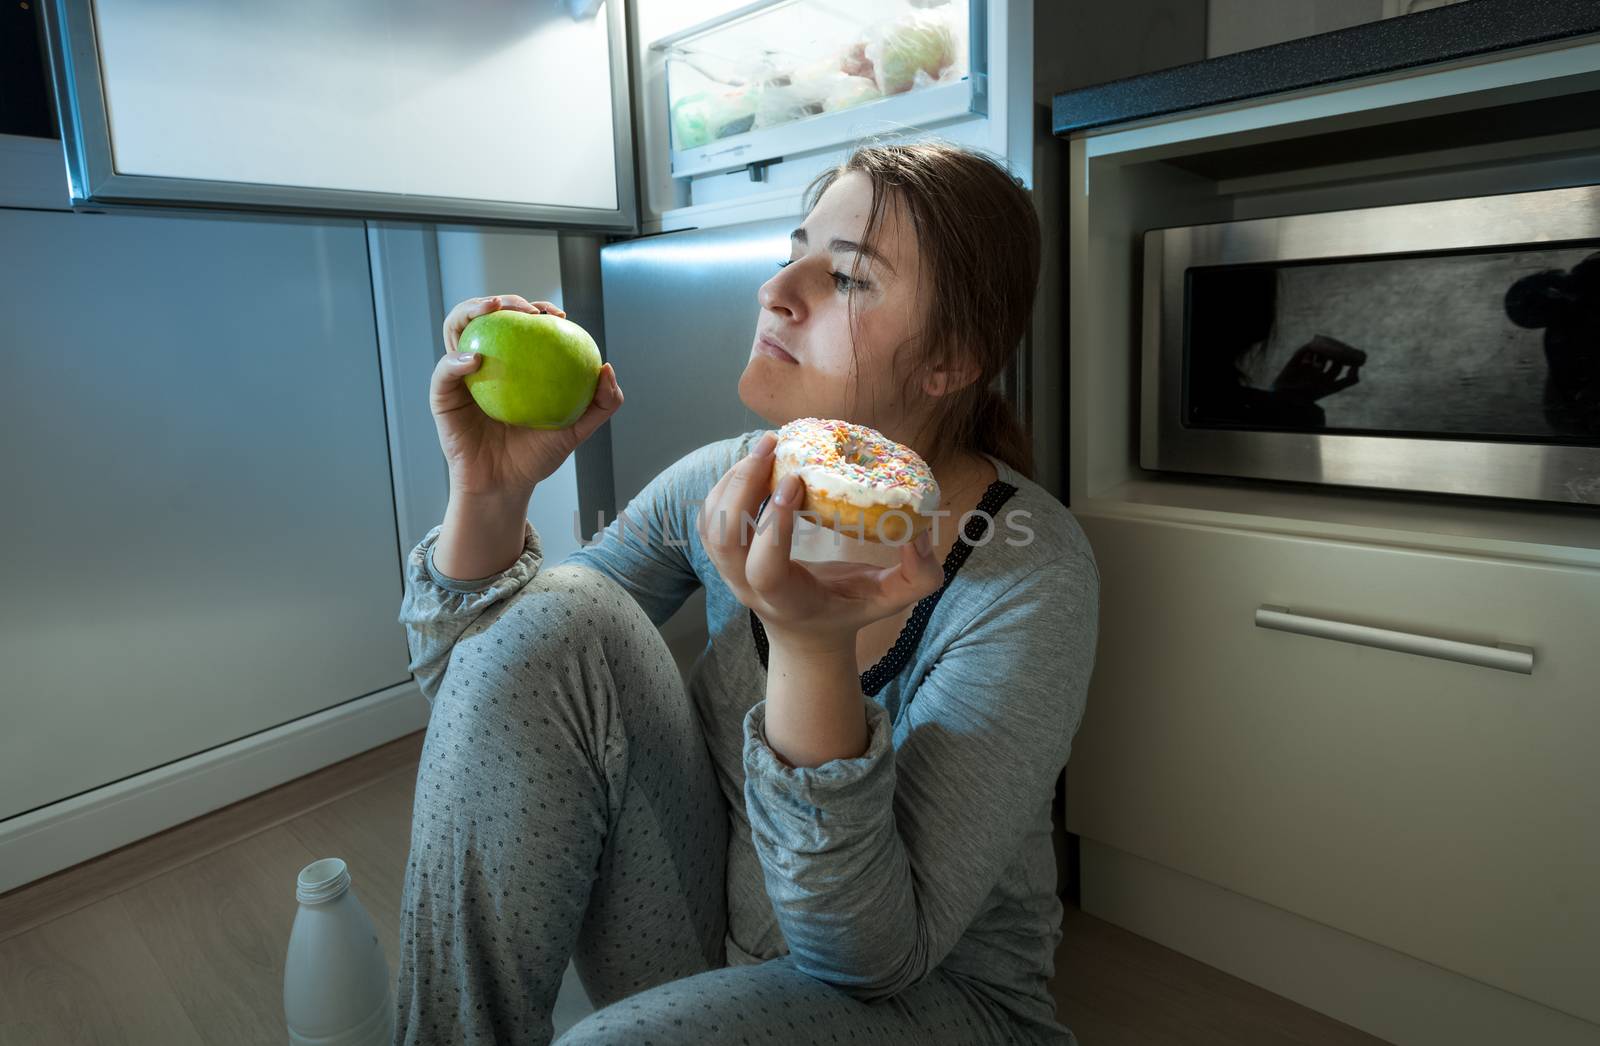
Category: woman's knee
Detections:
[
  {"x1": 428, "y1": 564, "x2": 636, "y2": 717},
  {"x1": 478, "y1": 563, "x2": 672, "y2": 694},
  {"x1": 414, "y1": 563, "x2": 679, "y2": 815},
  {"x1": 530, "y1": 564, "x2": 680, "y2": 682}
]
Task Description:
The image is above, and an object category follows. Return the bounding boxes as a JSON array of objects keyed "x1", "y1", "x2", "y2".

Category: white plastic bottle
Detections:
[{"x1": 284, "y1": 857, "x2": 396, "y2": 1046}]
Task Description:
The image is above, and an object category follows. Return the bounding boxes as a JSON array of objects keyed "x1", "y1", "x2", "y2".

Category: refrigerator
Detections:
[{"x1": 595, "y1": 218, "x2": 793, "y2": 677}]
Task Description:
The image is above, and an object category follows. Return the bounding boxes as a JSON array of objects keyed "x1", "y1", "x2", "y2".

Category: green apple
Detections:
[{"x1": 460, "y1": 310, "x2": 603, "y2": 430}]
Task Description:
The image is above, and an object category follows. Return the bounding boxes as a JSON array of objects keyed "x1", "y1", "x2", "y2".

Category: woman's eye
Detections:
[{"x1": 774, "y1": 259, "x2": 863, "y2": 293}]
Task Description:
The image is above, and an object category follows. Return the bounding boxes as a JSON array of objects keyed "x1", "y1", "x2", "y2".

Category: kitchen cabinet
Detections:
[
  {"x1": 1070, "y1": 514, "x2": 1598, "y2": 1025},
  {"x1": 1054, "y1": 8, "x2": 1600, "y2": 1044}
]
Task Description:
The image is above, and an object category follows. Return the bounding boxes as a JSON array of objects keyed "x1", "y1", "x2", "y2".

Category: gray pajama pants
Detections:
[{"x1": 392, "y1": 561, "x2": 1044, "y2": 1045}]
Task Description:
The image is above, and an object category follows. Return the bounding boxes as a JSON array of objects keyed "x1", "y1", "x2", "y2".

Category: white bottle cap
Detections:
[{"x1": 296, "y1": 858, "x2": 352, "y2": 904}]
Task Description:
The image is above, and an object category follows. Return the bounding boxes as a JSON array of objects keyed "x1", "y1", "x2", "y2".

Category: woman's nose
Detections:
[{"x1": 758, "y1": 269, "x2": 804, "y2": 322}]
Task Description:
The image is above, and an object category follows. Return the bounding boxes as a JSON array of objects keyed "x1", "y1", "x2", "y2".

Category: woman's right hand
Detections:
[{"x1": 431, "y1": 294, "x2": 623, "y2": 500}]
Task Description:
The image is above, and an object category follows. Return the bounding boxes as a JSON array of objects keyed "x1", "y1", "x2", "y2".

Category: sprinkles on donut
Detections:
[{"x1": 769, "y1": 417, "x2": 941, "y2": 544}]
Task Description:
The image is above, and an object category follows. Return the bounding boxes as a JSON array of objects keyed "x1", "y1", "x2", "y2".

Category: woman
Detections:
[{"x1": 395, "y1": 139, "x2": 1100, "y2": 1046}]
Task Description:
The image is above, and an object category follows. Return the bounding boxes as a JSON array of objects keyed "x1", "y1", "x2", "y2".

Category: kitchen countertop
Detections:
[{"x1": 1051, "y1": 0, "x2": 1600, "y2": 138}]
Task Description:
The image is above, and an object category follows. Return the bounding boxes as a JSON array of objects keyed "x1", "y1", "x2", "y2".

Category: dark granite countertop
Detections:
[{"x1": 1052, "y1": 0, "x2": 1600, "y2": 138}]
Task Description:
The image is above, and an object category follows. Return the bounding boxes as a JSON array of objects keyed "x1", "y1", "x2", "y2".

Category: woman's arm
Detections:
[
  {"x1": 433, "y1": 487, "x2": 537, "y2": 580},
  {"x1": 762, "y1": 640, "x2": 866, "y2": 769},
  {"x1": 556, "y1": 431, "x2": 760, "y2": 628},
  {"x1": 739, "y1": 549, "x2": 1101, "y2": 1002},
  {"x1": 700, "y1": 440, "x2": 944, "y2": 769}
]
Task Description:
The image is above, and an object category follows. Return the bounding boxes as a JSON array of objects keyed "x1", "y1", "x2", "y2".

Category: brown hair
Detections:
[{"x1": 800, "y1": 136, "x2": 1039, "y2": 481}]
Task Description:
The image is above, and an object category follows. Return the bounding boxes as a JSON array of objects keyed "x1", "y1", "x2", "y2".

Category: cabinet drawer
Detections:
[{"x1": 1067, "y1": 515, "x2": 1599, "y2": 1024}]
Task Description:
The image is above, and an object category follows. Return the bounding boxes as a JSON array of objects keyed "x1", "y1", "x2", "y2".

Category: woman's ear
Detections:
[{"x1": 922, "y1": 362, "x2": 982, "y2": 398}]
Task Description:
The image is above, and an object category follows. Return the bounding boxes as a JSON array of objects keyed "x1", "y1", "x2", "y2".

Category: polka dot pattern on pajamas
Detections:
[{"x1": 393, "y1": 553, "x2": 1072, "y2": 1045}]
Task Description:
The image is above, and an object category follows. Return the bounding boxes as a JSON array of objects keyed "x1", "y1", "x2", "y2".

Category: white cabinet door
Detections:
[
  {"x1": 1068, "y1": 513, "x2": 1600, "y2": 1025},
  {"x1": 39, "y1": 0, "x2": 636, "y2": 229}
]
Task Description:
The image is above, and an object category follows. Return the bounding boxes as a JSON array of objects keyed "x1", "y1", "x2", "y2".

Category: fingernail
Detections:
[
  {"x1": 915, "y1": 530, "x2": 932, "y2": 556},
  {"x1": 752, "y1": 432, "x2": 776, "y2": 457},
  {"x1": 774, "y1": 473, "x2": 800, "y2": 506},
  {"x1": 457, "y1": 352, "x2": 476, "y2": 363}
]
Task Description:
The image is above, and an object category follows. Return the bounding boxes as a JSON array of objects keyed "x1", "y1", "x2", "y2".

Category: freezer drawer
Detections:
[{"x1": 1066, "y1": 513, "x2": 1599, "y2": 1024}]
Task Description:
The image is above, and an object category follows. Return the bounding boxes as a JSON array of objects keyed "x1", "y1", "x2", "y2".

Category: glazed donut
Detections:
[{"x1": 769, "y1": 417, "x2": 940, "y2": 543}]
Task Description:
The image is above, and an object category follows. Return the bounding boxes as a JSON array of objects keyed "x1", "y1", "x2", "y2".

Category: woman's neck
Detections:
[{"x1": 930, "y1": 450, "x2": 997, "y2": 512}]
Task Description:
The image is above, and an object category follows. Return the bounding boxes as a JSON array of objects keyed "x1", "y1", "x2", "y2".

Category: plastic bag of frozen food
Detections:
[
  {"x1": 671, "y1": 86, "x2": 758, "y2": 148},
  {"x1": 765, "y1": 55, "x2": 882, "y2": 126},
  {"x1": 670, "y1": 91, "x2": 714, "y2": 150},
  {"x1": 753, "y1": 80, "x2": 825, "y2": 130},
  {"x1": 822, "y1": 75, "x2": 882, "y2": 112},
  {"x1": 861, "y1": 10, "x2": 961, "y2": 95},
  {"x1": 705, "y1": 87, "x2": 757, "y2": 140}
]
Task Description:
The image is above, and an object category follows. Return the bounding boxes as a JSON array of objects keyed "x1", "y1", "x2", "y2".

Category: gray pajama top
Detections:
[{"x1": 408, "y1": 429, "x2": 1099, "y2": 1038}]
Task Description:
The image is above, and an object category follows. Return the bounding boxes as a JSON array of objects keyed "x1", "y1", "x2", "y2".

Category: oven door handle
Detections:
[{"x1": 1254, "y1": 605, "x2": 1534, "y2": 675}]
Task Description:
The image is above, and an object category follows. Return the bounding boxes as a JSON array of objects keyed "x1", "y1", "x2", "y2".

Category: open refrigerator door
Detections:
[{"x1": 653, "y1": 0, "x2": 982, "y2": 178}]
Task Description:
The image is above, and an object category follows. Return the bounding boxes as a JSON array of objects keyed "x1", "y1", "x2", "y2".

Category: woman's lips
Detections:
[{"x1": 755, "y1": 334, "x2": 798, "y2": 364}]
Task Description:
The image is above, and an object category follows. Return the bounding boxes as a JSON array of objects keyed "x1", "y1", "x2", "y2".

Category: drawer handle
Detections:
[{"x1": 1254, "y1": 605, "x2": 1534, "y2": 675}]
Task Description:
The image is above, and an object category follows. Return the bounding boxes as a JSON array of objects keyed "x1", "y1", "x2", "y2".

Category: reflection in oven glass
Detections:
[{"x1": 1185, "y1": 245, "x2": 1600, "y2": 443}]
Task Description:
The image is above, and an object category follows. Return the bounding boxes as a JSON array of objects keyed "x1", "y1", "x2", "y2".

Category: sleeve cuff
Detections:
[
  {"x1": 742, "y1": 697, "x2": 895, "y2": 836},
  {"x1": 420, "y1": 519, "x2": 541, "y2": 593}
]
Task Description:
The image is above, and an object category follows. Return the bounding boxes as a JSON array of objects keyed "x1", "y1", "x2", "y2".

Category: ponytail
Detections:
[
  {"x1": 973, "y1": 388, "x2": 1035, "y2": 481},
  {"x1": 910, "y1": 380, "x2": 1035, "y2": 484}
]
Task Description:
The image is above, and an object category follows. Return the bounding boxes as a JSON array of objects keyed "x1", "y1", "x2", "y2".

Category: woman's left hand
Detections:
[{"x1": 699, "y1": 431, "x2": 946, "y2": 653}]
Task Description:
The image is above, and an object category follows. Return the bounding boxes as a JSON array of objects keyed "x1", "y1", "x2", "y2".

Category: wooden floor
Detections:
[{"x1": 0, "y1": 734, "x2": 1390, "y2": 1045}]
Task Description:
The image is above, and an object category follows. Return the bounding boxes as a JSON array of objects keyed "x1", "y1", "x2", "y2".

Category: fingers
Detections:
[
  {"x1": 842, "y1": 529, "x2": 941, "y2": 614},
  {"x1": 1310, "y1": 335, "x2": 1365, "y2": 364},
  {"x1": 1298, "y1": 351, "x2": 1357, "y2": 382},
  {"x1": 429, "y1": 343, "x2": 482, "y2": 416},
  {"x1": 727, "y1": 433, "x2": 779, "y2": 537},
  {"x1": 745, "y1": 471, "x2": 803, "y2": 597},
  {"x1": 565, "y1": 363, "x2": 623, "y2": 447},
  {"x1": 442, "y1": 294, "x2": 563, "y2": 353},
  {"x1": 443, "y1": 296, "x2": 498, "y2": 354},
  {"x1": 1318, "y1": 358, "x2": 1358, "y2": 385},
  {"x1": 698, "y1": 431, "x2": 777, "y2": 564},
  {"x1": 493, "y1": 293, "x2": 558, "y2": 317}
]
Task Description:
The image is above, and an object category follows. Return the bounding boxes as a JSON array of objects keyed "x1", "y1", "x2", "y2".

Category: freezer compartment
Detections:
[{"x1": 652, "y1": 0, "x2": 983, "y2": 177}]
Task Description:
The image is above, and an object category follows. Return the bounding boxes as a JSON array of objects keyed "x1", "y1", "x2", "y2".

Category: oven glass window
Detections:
[{"x1": 1183, "y1": 243, "x2": 1600, "y2": 444}]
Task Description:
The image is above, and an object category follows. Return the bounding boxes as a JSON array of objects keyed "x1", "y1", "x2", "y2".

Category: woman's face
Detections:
[{"x1": 739, "y1": 171, "x2": 933, "y2": 442}]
